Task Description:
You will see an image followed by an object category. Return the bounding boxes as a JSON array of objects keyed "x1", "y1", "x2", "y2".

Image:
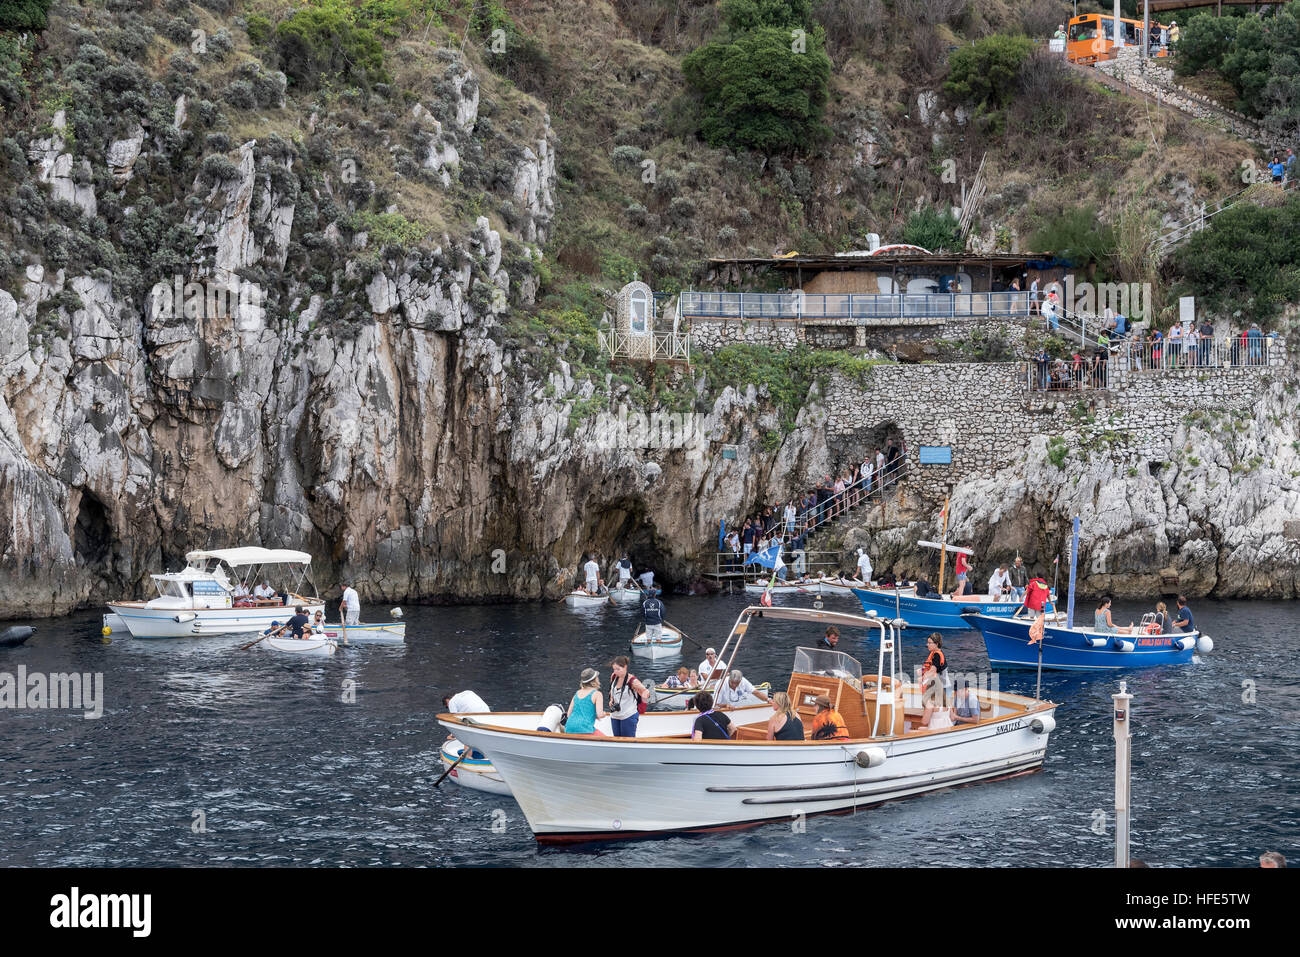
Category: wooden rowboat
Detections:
[
  {"x1": 630, "y1": 623, "x2": 684, "y2": 659},
  {"x1": 264, "y1": 635, "x2": 337, "y2": 657},
  {"x1": 564, "y1": 589, "x2": 610, "y2": 608}
]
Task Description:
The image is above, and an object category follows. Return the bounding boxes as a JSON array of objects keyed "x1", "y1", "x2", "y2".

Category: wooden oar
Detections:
[
  {"x1": 665, "y1": 621, "x2": 704, "y2": 650},
  {"x1": 240, "y1": 625, "x2": 284, "y2": 650},
  {"x1": 339, "y1": 616, "x2": 349, "y2": 647},
  {"x1": 434, "y1": 743, "x2": 471, "y2": 788}
]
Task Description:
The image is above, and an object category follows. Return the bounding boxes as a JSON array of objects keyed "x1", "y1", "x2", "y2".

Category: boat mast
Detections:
[
  {"x1": 1066, "y1": 516, "x2": 1080, "y2": 630},
  {"x1": 937, "y1": 496, "x2": 951, "y2": 594}
]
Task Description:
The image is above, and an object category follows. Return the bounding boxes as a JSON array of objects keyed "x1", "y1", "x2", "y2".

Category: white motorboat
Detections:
[
  {"x1": 105, "y1": 547, "x2": 325, "y2": 638},
  {"x1": 564, "y1": 588, "x2": 610, "y2": 608},
  {"x1": 813, "y1": 576, "x2": 876, "y2": 598},
  {"x1": 263, "y1": 635, "x2": 337, "y2": 657},
  {"x1": 439, "y1": 605, "x2": 1058, "y2": 843}
]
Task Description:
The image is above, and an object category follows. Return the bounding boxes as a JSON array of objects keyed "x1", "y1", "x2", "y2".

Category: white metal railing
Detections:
[
  {"x1": 1026, "y1": 335, "x2": 1284, "y2": 391},
  {"x1": 680, "y1": 290, "x2": 1034, "y2": 321},
  {"x1": 598, "y1": 328, "x2": 691, "y2": 362}
]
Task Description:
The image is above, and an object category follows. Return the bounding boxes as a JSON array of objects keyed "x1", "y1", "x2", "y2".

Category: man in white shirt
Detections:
[
  {"x1": 253, "y1": 581, "x2": 272, "y2": 600},
  {"x1": 714, "y1": 670, "x2": 768, "y2": 707},
  {"x1": 784, "y1": 502, "x2": 796, "y2": 536},
  {"x1": 583, "y1": 553, "x2": 603, "y2": 595},
  {"x1": 987, "y1": 565, "x2": 1011, "y2": 598},
  {"x1": 614, "y1": 554, "x2": 633, "y2": 587},
  {"x1": 233, "y1": 581, "x2": 249, "y2": 598},
  {"x1": 638, "y1": 569, "x2": 655, "y2": 591},
  {"x1": 443, "y1": 690, "x2": 490, "y2": 714},
  {"x1": 340, "y1": 580, "x2": 361, "y2": 625},
  {"x1": 855, "y1": 548, "x2": 873, "y2": 583},
  {"x1": 698, "y1": 648, "x2": 725, "y2": 683}
]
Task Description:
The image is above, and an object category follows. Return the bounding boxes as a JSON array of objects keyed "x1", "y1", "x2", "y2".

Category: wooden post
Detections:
[
  {"x1": 1113, "y1": 680, "x2": 1133, "y2": 868},
  {"x1": 937, "y1": 496, "x2": 951, "y2": 594}
]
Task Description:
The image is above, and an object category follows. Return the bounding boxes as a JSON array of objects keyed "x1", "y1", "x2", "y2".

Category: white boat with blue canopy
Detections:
[{"x1": 105, "y1": 547, "x2": 325, "y2": 639}]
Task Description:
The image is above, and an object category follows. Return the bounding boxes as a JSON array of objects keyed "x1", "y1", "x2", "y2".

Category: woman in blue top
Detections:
[{"x1": 564, "y1": 668, "x2": 608, "y2": 734}]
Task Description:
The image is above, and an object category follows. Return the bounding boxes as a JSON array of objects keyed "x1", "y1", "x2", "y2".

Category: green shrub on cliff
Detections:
[
  {"x1": 902, "y1": 205, "x2": 961, "y2": 253},
  {"x1": 944, "y1": 34, "x2": 1034, "y2": 111},
  {"x1": 275, "y1": 1, "x2": 389, "y2": 90},
  {"x1": 0, "y1": 0, "x2": 51, "y2": 31}
]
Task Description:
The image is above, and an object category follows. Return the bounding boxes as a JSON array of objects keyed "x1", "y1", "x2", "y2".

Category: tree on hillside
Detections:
[
  {"x1": 683, "y1": 1, "x2": 831, "y2": 154},
  {"x1": 1172, "y1": 13, "x2": 1237, "y2": 76},
  {"x1": 944, "y1": 34, "x2": 1034, "y2": 111}
]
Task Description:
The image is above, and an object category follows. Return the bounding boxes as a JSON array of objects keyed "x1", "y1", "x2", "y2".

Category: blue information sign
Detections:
[{"x1": 919, "y1": 446, "x2": 952, "y2": 465}]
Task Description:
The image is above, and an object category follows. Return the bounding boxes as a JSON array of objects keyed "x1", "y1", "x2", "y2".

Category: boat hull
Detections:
[
  {"x1": 318, "y1": 621, "x2": 406, "y2": 643},
  {"x1": 564, "y1": 591, "x2": 609, "y2": 608},
  {"x1": 852, "y1": 588, "x2": 1023, "y2": 630},
  {"x1": 608, "y1": 586, "x2": 645, "y2": 604},
  {"x1": 106, "y1": 602, "x2": 326, "y2": 638},
  {"x1": 264, "y1": 636, "x2": 337, "y2": 656},
  {"x1": 967, "y1": 614, "x2": 1199, "y2": 670},
  {"x1": 440, "y1": 740, "x2": 513, "y2": 796},
  {"x1": 631, "y1": 623, "x2": 683, "y2": 658},
  {"x1": 439, "y1": 705, "x2": 1053, "y2": 841}
]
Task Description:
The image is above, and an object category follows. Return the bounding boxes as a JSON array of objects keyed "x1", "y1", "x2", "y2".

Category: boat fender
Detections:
[
  {"x1": 865, "y1": 610, "x2": 878, "y2": 617},
  {"x1": 1172, "y1": 636, "x2": 1196, "y2": 652},
  {"x1": 854, "y1": 748, "x2": 887, "y2": 769},
  {"x1": 1112, "y1": 638, "x2": 1135, "y2": 652},
  {"x1": 537, "y1": 704, "x2": 565, "y2": 733},
  {"x1": 172, "y1": 612, "x2": 196, "y2": 624},
  {"x1": 390, "y1": 607, "x2": 404, "y2": 619},
  {"x1": 1196, "y1": 634, "x2": 1213, "y2": 654},
  {"x1": 1030, "y1": 715, "x2": 1056, "y2": 735},
  {"x1": 1084, "y1": 636, "x2": 1108, "y2": 648}
]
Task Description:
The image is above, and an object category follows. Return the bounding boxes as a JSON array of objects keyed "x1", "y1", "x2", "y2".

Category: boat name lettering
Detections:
[{"x1": 995, "y1": 720, "x2": 1024, "y2": 735}]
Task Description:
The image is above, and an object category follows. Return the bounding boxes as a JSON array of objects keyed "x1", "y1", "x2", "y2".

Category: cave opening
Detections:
[{"x1": 74, "y1": 489, "x2": 113, "y2": 572}]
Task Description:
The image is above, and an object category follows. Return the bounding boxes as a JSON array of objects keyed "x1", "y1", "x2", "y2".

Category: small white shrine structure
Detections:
[{"x1": 598, "y1": 280, "x2": 691, "y2": 364}]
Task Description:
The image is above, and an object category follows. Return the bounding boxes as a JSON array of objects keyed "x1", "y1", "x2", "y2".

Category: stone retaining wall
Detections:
[
  {"x1": 822, "y1": 360, "x2": 1279, "y2": 501},
  {"x1": 690, "y1": 315, "x2": 1028, "y2": 354}
]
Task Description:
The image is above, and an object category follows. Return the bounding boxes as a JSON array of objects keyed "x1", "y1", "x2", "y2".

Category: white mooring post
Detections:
[{"x1": 1112, "y1": 680, "x2": 1133, "y2": 867}]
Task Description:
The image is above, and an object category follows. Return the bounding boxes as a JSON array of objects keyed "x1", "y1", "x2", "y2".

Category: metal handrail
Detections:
[{"x1": 1025, "y1": 335, "x2": 1283, "y2": 391}]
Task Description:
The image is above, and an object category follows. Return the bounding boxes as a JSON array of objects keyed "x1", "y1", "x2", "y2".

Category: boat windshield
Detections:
[
  {"x1": 793, "y1": 647, "x2": 863, "y2": 682},
  {"x1": 155, "y1": 579, "x2": 190, "y2": 599}
]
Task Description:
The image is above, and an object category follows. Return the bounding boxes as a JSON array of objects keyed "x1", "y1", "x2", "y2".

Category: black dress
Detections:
[{"x1": 773, "y1": 715, "x2": 805, "y2": 740}]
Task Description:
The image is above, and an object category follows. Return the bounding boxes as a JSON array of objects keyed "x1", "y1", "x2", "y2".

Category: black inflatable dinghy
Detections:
[{"x1": 0, "y1": 626, "x2": 35, "y2": 647}]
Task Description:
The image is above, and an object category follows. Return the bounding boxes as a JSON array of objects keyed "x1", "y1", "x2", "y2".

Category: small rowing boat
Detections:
[
  {"x1": 564, "y1": 588, "x2": 610, "y2": 608},
  {"x1": 264, "y1": 635, "x2": 337, "y2": 657},
  {"x1": 742, "y1": 578, "x2": 819, "y2": 597},
  {"x1": 630, "y1": 623, "x2": 684, "y2": 659},
  {"x1": 608, "y1": 584, "x2": 646, "y2": 603},
  {"x1": 314, "y1": 620, "x2": 406, "y2": 644},
  {"x1": 439, "y1": 739, "x2": 513, "y2": 795},
  {"x1": 813, "y1": 576, "x2": 872, "y2": 598}
]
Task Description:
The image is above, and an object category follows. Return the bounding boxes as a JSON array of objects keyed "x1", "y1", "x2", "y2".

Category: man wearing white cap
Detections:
[
  {"x1": 855, "y1": 548, "x2": 873, "y2": 583},
  {"x1": 699, "y1": 648, "x2": 725, "y2": 683}
]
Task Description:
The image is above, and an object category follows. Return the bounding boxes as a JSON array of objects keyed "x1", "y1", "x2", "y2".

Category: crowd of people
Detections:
[
  {"x1": 720, "y1": 441, "x2": 909, "y2": 568},
  {"x1": 1032, "y1": 311, "x2": 1274, "y2": 392}
]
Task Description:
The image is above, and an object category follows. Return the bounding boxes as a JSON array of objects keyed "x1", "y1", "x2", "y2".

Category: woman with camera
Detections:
[{"x1": 608, "y1": 656, "x2": 650, "y2": 738}]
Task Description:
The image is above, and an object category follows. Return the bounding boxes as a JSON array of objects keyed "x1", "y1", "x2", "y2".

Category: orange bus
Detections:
[{"x1": 1066, "y1": 13, "x2": 1170, "y2": 64}]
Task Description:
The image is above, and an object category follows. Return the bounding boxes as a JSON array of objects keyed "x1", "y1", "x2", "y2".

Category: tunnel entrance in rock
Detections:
[
  {"x1": 74, "y1": 489, "x2": 113, "y2": 571},
  {"x1": 828, "y1": 420, "x2": 907, "y2": 469}
]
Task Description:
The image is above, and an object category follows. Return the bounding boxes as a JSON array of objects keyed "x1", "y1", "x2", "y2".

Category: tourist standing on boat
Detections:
[
  {"x1": 564, "y1": 669, "x2": 608, "y2": 734},
  {"x1": 641, "y1": 590, "x2": 665, "y2": 641},
  {"x1": 809, "y1": 695, "x2": 849, "y2": 740},
  {"x1": 766, "y1": 692, "x2": 805, "y2": 740},
  {"x1": 340, "y1": 580, "x2": 361, "y2": 626},
  {"x1": 921, "y1": 634, "x2": 949, "y2": 697},
  {"x1": 1173, "y1": 596, "x2": 1195, "y2": 633},
  {"x1": 715, "y1": 669, "x2": 768, "y2": 707},
  {"x1": 608, "y1": 656, "x2": 649, "y2": 737},
  {"x1": 952, "y1": 552, "x2": 971, "y2": 596},
  {"x1": 699, "y1": 648, "x2": 725, "y2": 682},
  {"x1": 691, "y1": 692, "x2": 733, "y2": 740},
  {"x1": 817, "y1": 626, "x2": 840, "y2": 651},
  {"x1": 1009, "y1": 557, "x2": 1028, "y2": 600},
  {"x1": 638, "y1": 568, "x2": 655, "y2": 592},
  {"x1": 583, "y1": 552, "x2": 603, "y2": 595},
  {"x1": 1094, "y1": 597, "x2": 1135, "y2": 634},
  {"x1": 987, "y1": 564, "x2": 1011, "y2": 598},
  {"x1": 855, "y1": 548, "x2": 873, "y2": 583}
]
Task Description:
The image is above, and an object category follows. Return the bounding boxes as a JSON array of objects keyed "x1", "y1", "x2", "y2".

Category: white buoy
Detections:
[
  {"x1": 1113, "y1": 638, "x2": 1135, "y2": 652},
  {"x1": 1196, "y1": 634, "x2": 1213, "y2": 653},
  {"x1": 390, "y1": 607, "x2": 404, "y2": 619},
  {"x1": 1030, "y1": 715, "x2": 1056, "y2": 735},
  {"x1": 1084, "y1": 636, "x2": 1107, "y2": 648}
]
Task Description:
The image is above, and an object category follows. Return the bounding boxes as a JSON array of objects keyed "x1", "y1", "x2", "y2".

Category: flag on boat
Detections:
[
  {"x1": 746, "y1": 544, "x2": 785, "y2": 571},
  {"x1": 760, "y1": 589, "x2": 772, "y2": 607}
]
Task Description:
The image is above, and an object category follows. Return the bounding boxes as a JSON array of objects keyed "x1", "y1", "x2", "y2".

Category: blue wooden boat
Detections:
[
  {"x1": 852, "y1": 587, "x2": 1025, "y2": 630},
  {"x1": 964, "y1": 612, "x2": 1211, "y2": 670}
]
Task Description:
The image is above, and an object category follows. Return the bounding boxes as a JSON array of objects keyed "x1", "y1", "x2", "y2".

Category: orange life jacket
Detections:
[{"x1": 811, "y1": 709, "x2": 849, "y2": 740}]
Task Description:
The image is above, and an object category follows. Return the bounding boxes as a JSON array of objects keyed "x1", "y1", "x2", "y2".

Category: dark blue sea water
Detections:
[{"x1": 1, "y1": 594, "x2": 1295, "y2": 867}]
